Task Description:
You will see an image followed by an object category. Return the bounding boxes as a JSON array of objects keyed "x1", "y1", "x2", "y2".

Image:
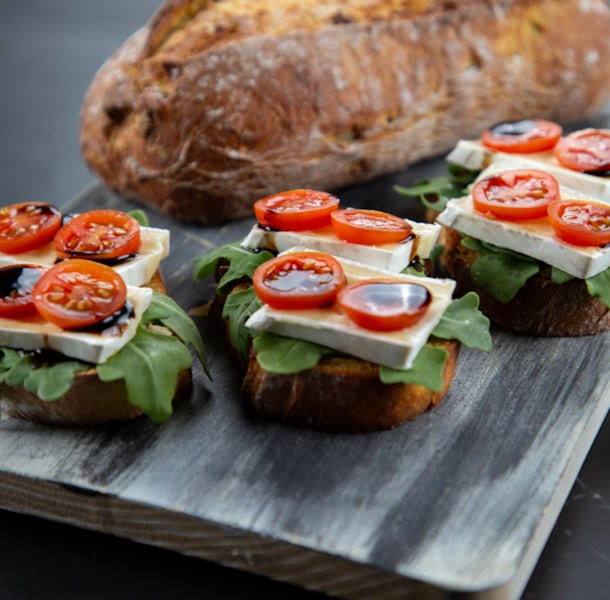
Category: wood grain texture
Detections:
[{"x1": 0, "y1": 146, "x2": 609, "y2": 599}]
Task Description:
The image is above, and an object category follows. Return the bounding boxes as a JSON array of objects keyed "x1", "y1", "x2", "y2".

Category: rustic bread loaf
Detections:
[
  {"x1": 439, "y1": 227, "x2": 610, "y2": 337},
  {"x1": 0, "y1": 272, "x2": 192, "y2": 425},
  {"x1": 79, "y1": 0, "x2": 610, "y2": 224},
  {"x1": 242, "y1": 338, "x2": 460, "y2": 433}
]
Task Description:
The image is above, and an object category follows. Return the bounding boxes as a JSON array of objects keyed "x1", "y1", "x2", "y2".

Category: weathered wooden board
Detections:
[{"x1": 0, "y1": 154, "x2": 608, "y2": 600}]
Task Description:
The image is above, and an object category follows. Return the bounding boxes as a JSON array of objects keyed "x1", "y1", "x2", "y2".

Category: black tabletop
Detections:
[{"x1": 0, "y1": 2, "x2": 608, "y2": 599}]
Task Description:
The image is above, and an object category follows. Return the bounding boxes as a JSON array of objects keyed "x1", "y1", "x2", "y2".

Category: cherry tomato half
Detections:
[
  {"x1": 32, "y1": 259, "x2": 127, "y2": 330},
  {"x1": 330, "y1": 209, "x2": 413, "y2": 245},
  {"x1": 337, "y1": 278, "x2": 432, "y2": 332},
  {"x1": 54, "y1": 209, "x2": 141, "y2": 261},
  {"x1": 0, "y1": 202, "x2": 62, "y2": 254},
  {"x1": 252, "y1": 251, "x2": 345, "y2": 310},
  {"x1": 553, "y1": 128, "x2": 610, "y2": 172},
  {"x1": 253, "y1": 189, "x2": 340, "y2": 231},
  {"x1": 481, "y1": 119, "x2": 562, "y2": 153},
  {"x1": 0, "y1": 264, "x2": 44, "y2": 318},
  {"x1": 472, "y1": 169, "x2": 560, "y2": 220},
  {"x1": 547, "y1": 199, "x2": 610, "y2": 247}
]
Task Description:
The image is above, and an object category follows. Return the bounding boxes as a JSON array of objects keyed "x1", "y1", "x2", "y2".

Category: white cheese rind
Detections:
[
  {"x1": 245, "y1": 252, "x2": 455, "y2": 370},
  {"x1": 0, "y1": 285, "x2": 152, "y2": 364},
  {"x1": 437, "y1": 165, "x2": 610, "y2": 279},
  {"x1": 447, "y1": 139, "x2": 610, "y2": 203},
  {"x1": 0, "y1": 227, "x2": 170, "y2": 287},
  {"x1": 240, "y1": 220, "x2": 440, "y2": 272}
]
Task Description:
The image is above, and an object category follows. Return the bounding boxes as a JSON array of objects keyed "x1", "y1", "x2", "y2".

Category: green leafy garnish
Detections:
[
  {"x1": 143, "y1": 291, "x2": 208, "y2": 376},
  {"x1": 193, "y1": 242, "x2": 274, "y2": 295},
  {"x1": 253, "y1": 332, "x2": 335, "y2": 374},
  {"x1": 461, "y1": 237, "x2": 540, "y2": 303},
  {"x1": 379, "y1": 345, "x2": 448, "y2": 391},
  {"x1": 127, "y1": 209, "x2": 149, "y2": 226},
  {"x1": 222, "y1": 287, "x2": 263, "y2": 360},
  {"x1": 551, "y1": 267, "x2": 575, "y2": 285},
  {"x1": 395, "y1": 165, "x2": 477, "y2": 212},
  {"x1": 432, "y1": 292, "x2": 492, "y2": 351},
  {"x1": 586, "y1": 268, "x2": 610, "y2": 308},
  {"x1": 0, "y1": 291, "x2": 208, "y2": 422},
  {"x1": 460, "y1": 237, "x2": 610, "y2": 308},
  {"x1": 0, "y1": 348, "x2": 90, "y2": 401},
  {"x1": 97, "y1": 324, "x2": 193, "y2": 423}
]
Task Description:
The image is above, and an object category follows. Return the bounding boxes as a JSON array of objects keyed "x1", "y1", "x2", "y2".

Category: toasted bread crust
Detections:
[
  {"x1": 0, "y1": 271, "x2": 192, "y2": 425},
  {"x1": 242, "y1": 337, "x2": 460, "y2": 433},
  {"x1": 439, "y1": 227, "x2": 610, "y2": 336},
  {"x1": 80, "y1": 0, "x2": 610, "y2": 223}
]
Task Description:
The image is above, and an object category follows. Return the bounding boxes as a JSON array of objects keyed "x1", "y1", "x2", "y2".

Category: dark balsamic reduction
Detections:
[
  {"x1": 54, "y1": 253, "x2": 138, "y2": 266},
  {"x1": 489, "y1": 119, "x2": 537, "y2": 137},
  {"x1": 83, "y1": 300, "x2": 134, "y2": 335},
  {"x1": 0, "y1": 264, "x2": 43, "y2": 298}
]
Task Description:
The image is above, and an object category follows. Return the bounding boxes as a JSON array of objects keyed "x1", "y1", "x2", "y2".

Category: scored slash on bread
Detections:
[{"x1": 79, "y1": 0, "x2": 610, "y2": 223}]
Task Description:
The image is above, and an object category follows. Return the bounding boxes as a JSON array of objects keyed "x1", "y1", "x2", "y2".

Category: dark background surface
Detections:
[{"x1": 0, "y1": 1, "x2": 608, "y2": 598}]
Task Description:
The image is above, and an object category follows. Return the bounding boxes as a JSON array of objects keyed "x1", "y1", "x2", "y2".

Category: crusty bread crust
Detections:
[
  {"x1": 242, "y1": 337, "x2": 460, "y2": 433},
  {"x1": 439, "y1": 227, "x2": 610, "y2": 337},
  {"x1": 79, "y1": 0, "x2": 610, "y2": 223},
  {"x1": 0, "y1": 271, "x2": 192, "y2": 425}
]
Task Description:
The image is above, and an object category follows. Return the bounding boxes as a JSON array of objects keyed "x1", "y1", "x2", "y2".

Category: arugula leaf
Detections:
[
  {"x1": 97, "y1": 325, "x2": 193, "y2": 423},
  {"x1": 253, "y1": 332, "x2": 336, "y2": 373},
  {"x1": 127, "y1": 209, "x2": 149, "y2": 226},
  {"x1": 432, "y1": 292, "x2": 492, "y2": 351},
  {"x1": 379, "y1": 345, "x2": 448, "y2": 391},
  {"x1": 461, "y1": 237, "x2": 610, "y2": 307},
  {"x1": 143, "y1": 291, "x2": 209, "y2": 377},
  {"x1": 193, "y1": 242, "x2": 274, "y2": 295},
  {"x1": 0, "y1": 348, "x2": 90, "y2": 402},
  {"x1": 551, "y1": 267, "x2": 575, "y2": 285},
  {"x1": 0, "y1": 290, "x2": 207, "y2": 418},
  {"x1": 395, "y1": 165, "x2": 477, "y2": 212},
  {"x1": 223, "y1": 287, "x2": 262, "y2": 360},
  {"x1": 586, "y1": 268, "x2": 610, "y2": 308},
  {"x1": 461, "y1": 237, "x2": 540, "y2": 302}
]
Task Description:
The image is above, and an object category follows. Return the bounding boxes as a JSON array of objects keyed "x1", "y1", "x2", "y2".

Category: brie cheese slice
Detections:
[
  {"x1": 447, "y1": 139, "x2": 610, "y2": 203},
  {"x1": 246, "y1": 250, "x2": 455, "y2": 370},
  {"x1": 437, "y1": 164, "x2": 610, "y2": 279},
  {"x1": 0, "y1": 285, "x2": 152, "y2": 364},
  {"x1": 0, "y1": 227, "x2": 170, "y2": 287},
  {"x1": 241, "y1": 219, "x2": 440, "y2": 272}
]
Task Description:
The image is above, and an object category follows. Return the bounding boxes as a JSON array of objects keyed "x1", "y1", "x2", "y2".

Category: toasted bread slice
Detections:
[
  {"x1": 440, "y1": 227, "x2": 610, "y2": 336},
  {"x1": 241, "y1": 337, "x2": 460, "y2": 433},
  {"x1": 0, "y1": 271, "x2": 192, "y2": 425}
]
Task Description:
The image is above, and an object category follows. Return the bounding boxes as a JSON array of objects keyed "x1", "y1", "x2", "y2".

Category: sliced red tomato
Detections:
[
  {"x1": 252, "y1": 251, "x2": 345, "y2": 310},
  {"x1": 0, "y1": 264, "x2": 44, "y2": 318},
  {"x1": 472, "y1": 169, "x2": 560, "y2": 220},
  {"x1": 481, "y1": 119, "x2": 562, "y2": 153},
  {"x1": 0, "y1": 202, "x2": 62, "y2": 254},
  {"x1": 54, "y1": 209, "x2": 141, "y2": 260},
  {"x1": 330, "y1": 209, "x2": 412, "y2": 245},
  {"x1": 253, "y1": 189, "x2": 340, "y2": 231},
  {"x1": 32, "y1": 259, "x2": 127, "y2": 330},
  {"x1": 337, "y1": 278, "x2": 432, "y2": 332},
  {"x1": 547, "y1": 199, "x2": 610, "y2": 247},
  {"x1": 553, "y1": 128, "x2": 610, "y2": 172}
]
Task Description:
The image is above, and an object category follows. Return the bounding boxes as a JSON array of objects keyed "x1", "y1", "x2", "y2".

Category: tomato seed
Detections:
[
  {"x1": 48, "y1": 292, "x2": 65, "y2": 303},
  {"x1": 76, "y1": 298, "x2": 93, "y2": 311}
]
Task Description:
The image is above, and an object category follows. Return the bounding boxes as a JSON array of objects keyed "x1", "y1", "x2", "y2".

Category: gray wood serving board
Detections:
[{"x1": 0, "y1": 157, "x2": 608, "y2": 600}]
